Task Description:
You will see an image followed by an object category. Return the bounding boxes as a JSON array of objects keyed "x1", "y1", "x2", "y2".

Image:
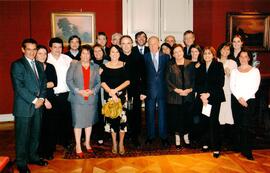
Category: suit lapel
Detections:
[
  {"x1": 77, "y1": 62, "x2": 84, "y2": 87},
  {"x1": 89, "y1": 63, "x2": 94, "y2": 89},
  {"x1": 146, "y1": 53, "x2": 156, "y2": 71},
  {"x1": 22, "y1": 57, "x2": 40, "y2": 86}
]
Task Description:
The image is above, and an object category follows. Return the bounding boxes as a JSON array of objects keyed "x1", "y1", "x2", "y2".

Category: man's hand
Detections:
[
  {"x1": 47, "y1": 82, "x2": 54, "y2": 88},
  {"x1": 35, "y1": 98, "x2": 44, "y2": 109}
]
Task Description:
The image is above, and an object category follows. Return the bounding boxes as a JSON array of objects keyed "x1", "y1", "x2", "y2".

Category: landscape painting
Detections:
[{"x1": 51, "y1": 12, "x2": 95, "y2": 46}]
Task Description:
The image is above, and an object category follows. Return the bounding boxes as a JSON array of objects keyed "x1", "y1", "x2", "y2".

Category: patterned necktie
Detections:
[{"x1": 31, "y1": 60, "x2": 39, "y2": 80}]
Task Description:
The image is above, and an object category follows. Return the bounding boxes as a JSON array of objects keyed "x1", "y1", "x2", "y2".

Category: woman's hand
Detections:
[
  {"x1": 78, "y1": 90, "x2": 88, "y2": 97},
  {"x1": 200, "y1": 93, "x2": 210, "y2": 106},
  {"x1": 112, "y1": 94, "x2": 119, "y2": 102},
  {"x1": 109, "y1": 89, "x2": 118, "y2": 97},
  {"x1": 238, "y1": 97, "x2": 248, "y2": 107},
  {"x1": 44, "y1": 99, "x2": 52, "y2": 109},
  {"x1": 85, "y1": 89, "x2": 94, "y2": 96}
]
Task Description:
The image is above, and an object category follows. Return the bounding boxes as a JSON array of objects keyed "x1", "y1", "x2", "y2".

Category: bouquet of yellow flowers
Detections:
[{"x1": 102, "y1": 99, "x2": 123, "y2": 119}]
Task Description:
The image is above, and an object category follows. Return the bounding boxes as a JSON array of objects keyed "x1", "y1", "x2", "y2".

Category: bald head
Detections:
[{"x1": 148, "y1": 36, "x2": 160, "y2": 54}]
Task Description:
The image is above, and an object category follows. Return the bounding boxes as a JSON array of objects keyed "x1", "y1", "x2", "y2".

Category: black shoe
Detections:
[
  {"x1": 213, "y1": 151, "x2": 220, "y2": 158},
  {"x1": 246, "y1": 154, "x2": 254, "y2": 160},
  {"x1": 202, "y1": 145, "x2": 209, "y2": 152},
  {"x1": 175, "y1": 144, "x2": 183, "y2": 150},
  {"x1": 132, "y1": 138, "x2": 141, "y2": 148},
  {"x1": 242, "y1": 152, "x2": 254, "y2": 160},
  {"x1": 44, "y1": 155, "x2": 54, "y2": 160},
  {"x1": 18, "y1": 166, "x2": 31, "y2": 173},
  {"x1": 161, "y1": 138, "x2": 170, "y2": 147},
  {"x1": 29, "y1": 159, "x2": 48, "y2": 166},
  {"x1": 145, "y1": 138, "x2": 153, "y2": 145},
  {"x1": 97, "y1": 140, "x2": 104, "y2": 146}
]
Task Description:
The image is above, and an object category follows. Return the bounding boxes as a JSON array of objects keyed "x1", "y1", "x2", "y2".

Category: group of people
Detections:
[{"x1": 11, "y1": 30, "x2": 261, "y2": 173}]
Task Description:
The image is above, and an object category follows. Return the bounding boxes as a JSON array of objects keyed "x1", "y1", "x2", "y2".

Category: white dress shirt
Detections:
[
  {"x1": 47, "y1": 53, "x2": 72, "y2": 94},
  {"x1": 230, "y1": 67, "x2": 261, "y2": 101}
]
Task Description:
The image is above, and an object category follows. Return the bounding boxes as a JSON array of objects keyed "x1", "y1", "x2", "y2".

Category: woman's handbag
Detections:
[{"x1": 102, "y1": 99, "x2": 123, "y2": 119}]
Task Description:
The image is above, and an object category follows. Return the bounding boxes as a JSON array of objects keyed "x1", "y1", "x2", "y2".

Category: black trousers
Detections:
[
  {"x1": 231, "y1": 95, "x2": 256, "y2": 156},
  {"x1": 15, "y1": 109, "x2": 41, "y2": 168},
  {"x1": 39, "y1": 101, "x2": 58, "y2": 157},
  {"x1": 53, "y1": 92, "x2": 73, "y2": 147},
  {"x1": 95, "y1": 92, "x2": 105, "y2": 140},
  {"x1": 127, "y1": 94, "x2": 142, "y2": 140},
  {"x1": 197, "y1": 100, "x2": 221, "y2": 151}
]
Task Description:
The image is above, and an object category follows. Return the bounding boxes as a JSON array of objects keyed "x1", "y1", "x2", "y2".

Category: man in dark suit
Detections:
[
  {"x1": 141, "y1": 36, "x2": 170, "y2": 147},
  {"x1": 11, "y1": 38, "x2": 48, "y2": 173},
  {"x1": 183, "y1": 30, "x2": 195, "y2": 60},
  {"x1": 132, "y1": 31, "x2": 150, "y2": 56},
  {"x1": 120, "y1": 35, "x2": 146, "y2": 147}
]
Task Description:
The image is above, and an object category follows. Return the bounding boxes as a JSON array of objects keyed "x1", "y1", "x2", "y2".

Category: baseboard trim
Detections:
[{"x1": 0, "y1": 114, "x2": 14, "y2": 122}]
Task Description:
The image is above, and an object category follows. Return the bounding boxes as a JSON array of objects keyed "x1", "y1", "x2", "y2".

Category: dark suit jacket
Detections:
[
  {"x1": 11, "y1": 57, "x2": 46, "y2": 117},
  {"x1": 195, "y1": 60, "x2": 225, "y2": 104},
  {"x1": 121, "y1": 51, "x2": 146, "y2": 97},
  {"x1": 45, "y1": 63, "x2": 57, "y2": 101},
  {"x1": 166, "y1": 59, "x2": 195, "y2": 104},
  {"x1": 184, "y1": 44, "x2": 194, "y2": 60},
  {"x1": 132, "y1": 46, "x2": 150, "y2": 56},
  {"x1": 143, "y1": 52, "x2": 170, "y2": 99}
]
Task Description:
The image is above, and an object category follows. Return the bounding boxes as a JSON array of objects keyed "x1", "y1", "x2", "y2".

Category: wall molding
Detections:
[{"x1": 0, "y1": 114, "x2": 14, "y2": 122}]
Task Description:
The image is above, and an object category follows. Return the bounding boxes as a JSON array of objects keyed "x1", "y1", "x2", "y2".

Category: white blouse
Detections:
[{"x1": 230, "y1": 67, "x2": 261, "y2": 101}]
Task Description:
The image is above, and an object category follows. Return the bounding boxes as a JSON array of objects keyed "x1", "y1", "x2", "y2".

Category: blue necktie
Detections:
[{"x1": 152, "y1": 54, "x2": 158, "y2": 71}]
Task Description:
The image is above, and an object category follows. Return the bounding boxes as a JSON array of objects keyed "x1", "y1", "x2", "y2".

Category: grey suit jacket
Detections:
[
  {"x1": 67, "y1": 61, "x2": 100, "y2": 105},
  {"x1": 11, "y1": 56, "x2": 47, "y2": 117}
]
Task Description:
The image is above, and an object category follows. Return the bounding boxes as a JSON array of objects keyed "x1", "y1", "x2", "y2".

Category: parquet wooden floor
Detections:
[{"x1": 1, "y1": 122, "x2": 270, "y2": 173}]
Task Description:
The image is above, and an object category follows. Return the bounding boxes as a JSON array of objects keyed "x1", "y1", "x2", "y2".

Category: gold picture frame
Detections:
[
  {"x1": 226, "y1": 12, "x2": 270, "y2": 51},
  {"x1": 51, "y1": 12, "x2": 96, "y2": 46}
]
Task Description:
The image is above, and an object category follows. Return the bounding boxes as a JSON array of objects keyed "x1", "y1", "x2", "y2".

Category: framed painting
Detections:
[
  {"x1": 51, "y1": 12, "x2": 96, "y2": 46},
  {"x1": 226, "y1": 12, "x2": 270, "y2": 51}
]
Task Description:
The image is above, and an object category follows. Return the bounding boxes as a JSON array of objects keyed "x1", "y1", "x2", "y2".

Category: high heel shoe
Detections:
[
  {"x1": 86, "y1": 148, "x2": 94, "y2": 153},
  {"x1": 112, "y1": 145, "x2": 118, "y2": 154},
  {"x1": 119, "y1": 146, "x2": 125, "y2": 155},
  {"x1": 76, "y1": 152, "x2": 84, "y2": 158}
]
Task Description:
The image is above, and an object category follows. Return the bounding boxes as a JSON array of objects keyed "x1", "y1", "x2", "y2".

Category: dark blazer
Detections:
[
  {"x1": 166, "y1": 59, "x2": 195, "y2": 104},
  {"x1": 66, "y1": 61, "x2": 100, "y2": 105},
  {"x1": 65, "y1": 51, "x2": 81, "y2": 61},
  {"x1": 132, "y1": 45, "x2": 150, "y2": 56},
  {"x1": 184, "y1": 44, "x2": 194, "y2": 60},
  {"x1": 11, "y1": 57, "x2": 46, "y2": 117},
  {"x1": 195, "y1": 60, "x2": 225, "y2": 104},
  {"x1": 122, "y1": 51, "x2": 146, "y2": 97},
  {"x1": 45, "y1": 63, "x2": 57, "y2": 101},
  {"x1": 143, "y1": 52, "x2": 170, "y2": 99}
]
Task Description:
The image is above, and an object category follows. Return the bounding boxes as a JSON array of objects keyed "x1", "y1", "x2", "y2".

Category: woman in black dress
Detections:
[
  {"x1": 35, "y1": 45, "x2": 57, "y2": 160},
  {"x1": 166, "y1": 44, "x2": 195, "y2": 149},
  {"x1": 100, "y1": 45, "x2": 130, "y2": 155}
]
